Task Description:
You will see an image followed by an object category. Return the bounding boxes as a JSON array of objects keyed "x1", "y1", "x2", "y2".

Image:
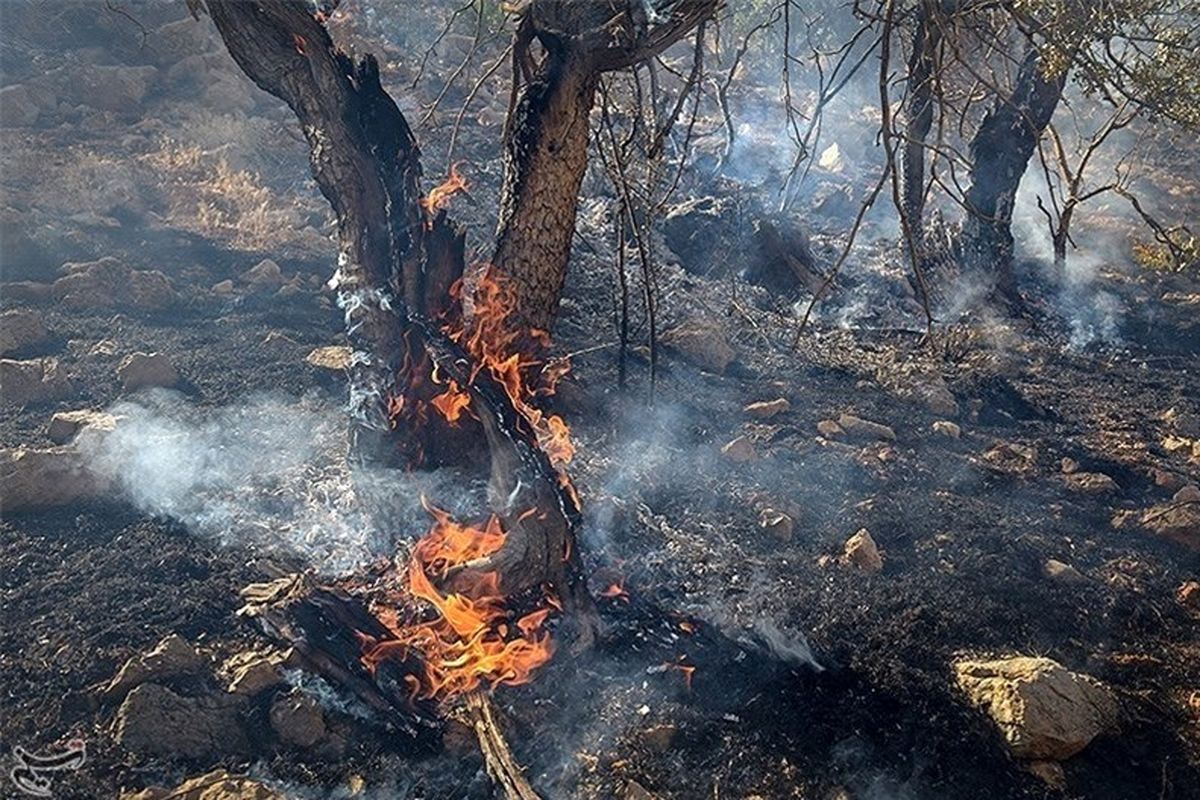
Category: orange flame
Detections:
[
  {"x1": 361, "y1": 503, "x2": 556, "y2": 701},
  {"x1": 429, "y1": 378, "x2": 471, "y2": 426},
  {"x1": 599, "y1": 579, "x2": 630, "y2": 603},
  {"x1": 420, "y1": 163, "x2": 468, "y2": 222}
]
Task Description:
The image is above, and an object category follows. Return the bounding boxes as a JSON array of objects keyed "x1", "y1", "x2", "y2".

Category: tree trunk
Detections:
[
  {"x1": 205, "y1": 0, "x2": 466, "y2": 466},
  {"x1": 900, "y1": 1, "x2": 942, "y2": 249},
  {"x1": 960, "y1": 42, "x2": 1068, "y2": 303},
  {"x1": 492, "y1": 51, "x2": 599, "y2": 335}
]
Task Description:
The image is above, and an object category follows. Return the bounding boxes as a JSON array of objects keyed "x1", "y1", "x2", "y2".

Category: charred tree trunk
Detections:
[
  {"x1": 900, "y1": 1, "x2": 942, "y2": 250},
  {"x1": 204, "y1": 0, "x2": 467, "y2": 466},
  {"x1": 959, "y1": 42, "x2": 1067, "y2": 303},
  {"x1": 492, "y1": 49, "x2": 599, "y2": 335}
]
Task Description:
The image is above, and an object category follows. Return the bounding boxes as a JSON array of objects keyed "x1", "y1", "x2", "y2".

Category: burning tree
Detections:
[{"x1": 190, "y1": 1, "x2": 716, "y2": 795}]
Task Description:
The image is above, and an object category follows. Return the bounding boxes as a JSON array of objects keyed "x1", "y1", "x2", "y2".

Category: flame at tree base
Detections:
[{"x1": 357, "y1": 501, "x2": 559, "y2": 703}]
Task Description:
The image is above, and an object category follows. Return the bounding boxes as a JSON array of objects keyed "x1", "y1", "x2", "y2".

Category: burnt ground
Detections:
[{"x1": 2, "y1": 3, "x2": 1200, "y2": 799}]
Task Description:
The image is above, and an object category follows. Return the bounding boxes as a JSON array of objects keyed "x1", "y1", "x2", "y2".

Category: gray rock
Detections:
[
  {"x1": 0, "y1": 310, "x2": 51, "y2": 355},
  {"x1": 0, "y1": 357, "x2": 72, "y2": 406},
  {"x1": 115, "y1": 683, "x2": 248, "y2": 759}
]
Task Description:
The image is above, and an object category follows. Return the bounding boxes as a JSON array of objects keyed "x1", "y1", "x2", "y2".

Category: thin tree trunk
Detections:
[
  {"x1": 960, "y1": 43, "x2": 1068, "y2": 303},
  {"x1": 492, "y1": 51, "x2": 599, "y2": 335},
  {"x1": 900, "y1": 1, "x2": 942, "y2": 249}
]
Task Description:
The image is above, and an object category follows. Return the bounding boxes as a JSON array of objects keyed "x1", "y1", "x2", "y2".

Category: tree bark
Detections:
[
  {"x1": 900, "y1": 1, "x2": 942, "y2": 249},
  {"x1": 959, "y1": 42, "x2": 1067, "y2": 302},
  {"x1": 204, "y1": 0, "x2": 466, "y2": 466},
  {"x1": 492, "y1": 51, "x2": 599, "y2": 335}
]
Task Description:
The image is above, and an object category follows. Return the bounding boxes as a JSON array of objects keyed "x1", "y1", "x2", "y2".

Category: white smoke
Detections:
[{"x1": 78, "y1": 390, "x2": 476, "y2": 575}]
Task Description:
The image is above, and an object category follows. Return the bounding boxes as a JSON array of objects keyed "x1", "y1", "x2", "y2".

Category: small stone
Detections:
[
  {"x1": 115, "y1": 684, "x2": 248, "y2": 759},
  {"x1": 245, "y1": 258, "x2": 285, "y2": 290},
  {"x1": 118, "y1": 352, "x2": 179, "y2": 391},
  {"x1": 983, "y1": 442, "x2": 1038, "y2": 475},
  {"x1": 1174, "y1": 485, "x2": 1200, "y2": 503},
  {"x1": 269, "y1": 689, "x2": 326, "y2": 749},
  {"x1": 954, "y1": 656, "x2": 1117, "y2": 760},
  {"x1": 758, "y1": 508, "x2": 794, "y2": 541},
  {"x1": 721, "y1": 436, "x2": 756, "y2": 463},
  {"x1": 1023, "y1": 760, "x2": 1066, "y2": 789},
  {"x1": 222, "y1": 648, "x2": 291, "y2": 696},
  {"x1": 638, "y1": 723, "x2": 678, "y2": 752},
  {"x1": 305, "y1": 345, "x2": 353, "y2": 371},
  {"x1": 120, "y1": 770, "x2": 284, "y2": 800},
  {"x1": 842, "y1": 528, "x2": 883, "y2": 573},
  {"x1": 625, "y1": 780, "x2": 658, "y2": 800},
  {"x1": 0, "y1": 446, "x2": 102, "y2": 511},
  {"x1": 212, "y1": 279, "x2": 235, "y2": 296},
  {"x1": 47, "y1": 409, "x2": 118, "y2": 444},
  {"x1": 1164, "y1": 407, "x2": 1200, "y2": 438},
  {"x1": 744, "y1": 398, "x2": 790, "y2": 419},
  {"x1": 816, "y1": 419, "x2": 844, "y2": 438},
  {"x1": 837, "y1": 413, "x2": 896, "y2": 442},
  {"x1": 662, "y1": 318, "x2": 736, "y2": 373},
  {"x1": 932, "y1": 420, "x2": 961, "y2": 439},
  {"x1": 1162, "y1": 435, "x2": 1192, "y2": 454},
  {"x1": 0, "y1": 357, "x2": 73, "y2": 405},
  {"x1": 1042, "y1": 559, "x2": 1086, "y2": 585},
  {"x1": 1060, "y1": 457, "x2": 1079, "y2": 474},
  {"x1": 0, "y1": 310, "x2": 51, "y2": 355},
  {"x1": 104, "y1": 634, "x2": 205, "y2": 700},
  {"x1": 1064, "y1": 472, "x2": 1119, "y2": 495},
  {"x1": 1176, "y1": 580, "x2": 1200, "y2": 610},
  {"x1": 1152, "y1": 469, "x2": 1185, "y2": 491}
]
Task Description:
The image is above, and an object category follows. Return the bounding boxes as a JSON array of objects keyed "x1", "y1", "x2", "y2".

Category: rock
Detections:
[
  {"x1": 1161, "y1": 435, "x2": 1192, "y2": 454},
  {"x1": 245, "y1": 258, "x2": 284, "y2": 290},
  {"x1": 212, "y1": 279, "x2": 235, "y2": 296},
  {"x1": 758, "y1": 508, "x2": 794, "y2": 541},
  {"x1": 1151, "y1": 469, "x2": 1184, "y2": 491},
  {"x1": 118, "y1": 352, "x2": 179, "y2": 391},
  {"x1": 222, "y1": 648, "x2": 291, "y2": 696},
  {"x1": 954, "y1": 656, "x2": 1117, "y2": 760},
  {"x1": 744, "y1": 398, "x2": 790, "y2": 419},
  {"x1": 662, "y1": 196, "x2": 739, "y2": 276},
  {"x1": 1163, "y1": 407, "x2": 1200, "y2": 438},
  {"x1": 662, "y1": 318, "x2": 735, "y2": 373},
  {"x1": 1174, "y1": 485, "x2": 1200, "y2": 503},
  {"x1": 920, "y1": 381, "x2": 960, "y2": 416},
  {"x1": 625, "y1": 780, "x2": 658, "y2": 800},
  {"x1": 0, "y1": 357, "x2": 72, "y2": 405},
  {"x1": 114, "y1": 683, "x2": 248, "y2": 759},
  {"x1": 932, "y1": 420, "x2": 961, "y2": 439},
  {"x1": 1060, "y1": 457, "x2": 1079, "y2": 475},
  {"x1": 837, "y1": 413, "x2": 896, "y2": 442},
  {"x1": 1042, "y1": 559, "x2": 1086, "y2": 585},
  {"x1": 54, "y1": 258, "x2": 175, "y2": 312},
  {"x1": 0, "y1": 310, "x2": 51, "y2": 355},
  {"x1": 305, "y1": 345, "x2": 353, "y2": 371},
  {"x1": 1064, "y1": 472, "x2": 1119, "y2": 495},
  {"x1": 0, "y1": 446, "x2": 102, "y2": 512},
  {"x1": 982, "y1": 442, "x2": 1038, "y2": 476},
  {"x1": 721, "y1": 436, "x2": 757, "y2": 463},
  {"x1": 104, "y1": 634, "x2": 205, "y2": 700},
  {"x1": 1, "y1": 281, "x2": 53, "y2": 304},
  {"x1": 1023, "y1": 760, "x2": 1066, "y2": 789},
  {"x1": 269, "y1": 689, "x2": 326, "y2": 749},
  {"x1": 842, "y1": 528, "x2": 883, "y2": 573},
  {"x1": 47, "y1": 409, "x2": 118, "y2": 444},
  {"x1": 1140, "y1": 502, "x2": 1200, "y2": 550},
  {"x1": 817, "y1": 142, "x2": 844, "y2": 172},
  {"x1": 638, "y1": 723, "x2": 678, "y2": 752},
  {"x1": 120, "y1": 769, "x2": 284, "y2": 800},
  {"x1": 0, "y1": 83, "x2": 40, "y2": 127},
  {"x1": 48, "y1": 64, "x2": 158, "y2": 113},
  {"x1": 1176, "y1": 580, "x2": 1200, "y2": 610},
  {"x1": 810, "y1": 183, "x2": 856, "y2": 219},
  {"x1": 816, "y1": 419, "x2": 844, "y2": 438}
]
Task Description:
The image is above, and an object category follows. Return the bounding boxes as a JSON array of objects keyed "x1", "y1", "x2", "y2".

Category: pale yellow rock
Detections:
[
  {"x1": 932, "y1": 420, "x2": 961, "y2": 439},
  {"x1": 662, "y1": 318, "x2": 735, "y2": 373},
  {"x1": 744, "y1": 398, "x2": 790, "y2": 419},
  {"x1": 120, "y1": 769, "x2": 284, "y2": 800},
  {"x1": 47, "y1": 409, "x2": 118, "y2": 444},
  {"x1": 816, "y1": 419, "x2": 844, "y2": 437},
  {"x1": 721, "y1": 435, "x2": 757, "y2": 463},
  {"x1": 838, "y1": 413, "x2": 896, "y2": 442},
  {"x1": 118, "y1": 352, "x2": 179, "y2": 391},
  {"x1": 842, "y1": 528, "x2": 883, "y2": 573},
  {"x1": 305, "y1": 345, "x2": 353, "y2": 371},
  {"x1": 954, "y1": 656, "x2": 1117, "y2": 760}
]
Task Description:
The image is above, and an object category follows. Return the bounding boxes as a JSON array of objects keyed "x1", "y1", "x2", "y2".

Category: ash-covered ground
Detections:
[{"x1": 1, "y1": 3, "x2": 1198, "y2": 800}]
